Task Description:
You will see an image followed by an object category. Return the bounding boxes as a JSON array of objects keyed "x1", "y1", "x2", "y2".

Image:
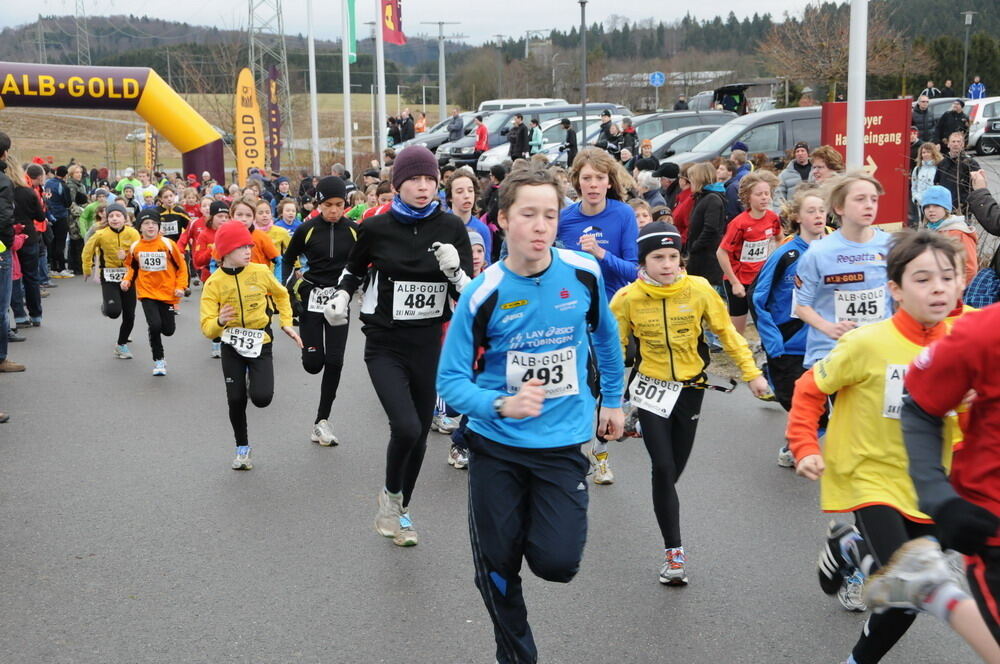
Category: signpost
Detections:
[
  {"x1": 820, "y1": 98, "x2": 913, "y2": 226},
  {"x1": 649, "y1": 71, "x2": 665, "y2": 111}
]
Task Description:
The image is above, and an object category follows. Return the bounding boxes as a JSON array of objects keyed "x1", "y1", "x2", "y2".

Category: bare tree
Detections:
[{"x1": 173, "y1": 34, "x2": 247, "y2": 135}]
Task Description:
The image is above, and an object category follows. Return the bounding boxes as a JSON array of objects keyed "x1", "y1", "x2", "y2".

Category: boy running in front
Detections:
[{"x1": 437, "y1": 166, "x2": 624, "y2": 664}]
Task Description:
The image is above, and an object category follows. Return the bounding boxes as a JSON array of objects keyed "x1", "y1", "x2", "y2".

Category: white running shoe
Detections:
[
  {"x1": 659, "y1": 547, "x2": 688, "y2": 585},
  {"x1": 838, "y1": 571, "x2": 867, "y2": 612},
  {"x1": 311, "y1": 419, "x2": 339, "y2": 446},
  {"x1": 777, "y1": 446, "x2": 795, "y2": 468},
  {"x1": 210, "y1": 342, "x2": 222, "y2": 358},
  {"x1": 232, "y1": 445, "x2": 253, "y2": 470},
  {"x1": 432, "y1": 414, "x2": 459, "y2": 434},
  {"x1": 865, "y1": 537, "x2": 957, "y2": 614},
  {"x1": 152, "y1": 360, "x2": 167, "y2": 376},
  {"x1": 447, "y1": 445, "x2": 469, "y2": 469},
  {"x1": 59, "y1": 269, "x2": 75, "y2": 277},
  {"x1": 588, "y1": 447, "x2": 614, "y2": 485},
  {"x1": 114, "y1": 344, "x2": 133, "y2": 359},
  {"x1": 394, "y1": 511, "x2": 419, "y2": 547},
  {"x1": 375, "y1": 488, "x2": 403, "y2": 538}
]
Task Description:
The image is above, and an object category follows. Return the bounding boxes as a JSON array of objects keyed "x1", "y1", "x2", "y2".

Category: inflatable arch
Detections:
[{"x1": 0, "y1": 62, "x2": 224, "y2": 182}]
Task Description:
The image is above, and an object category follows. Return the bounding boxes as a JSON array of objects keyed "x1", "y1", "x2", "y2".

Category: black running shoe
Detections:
[{"x1": 818, "y1": 521, "x2": 859, "y2": 595}]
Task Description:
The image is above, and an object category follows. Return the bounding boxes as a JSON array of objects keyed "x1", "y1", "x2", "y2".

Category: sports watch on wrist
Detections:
[{"x1": 492, "y1": 396, "x2": 507, "y2": 417}]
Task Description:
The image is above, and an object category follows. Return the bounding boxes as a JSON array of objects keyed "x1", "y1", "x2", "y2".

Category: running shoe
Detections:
[
  {"x1": 777, "y1": 446, "x2": 795, "y2": 468},
  {"x1": 152, "y1": 360, "x2": 167, "y2": 376},
  {"x1": 755, "y1": 391, "x2": 778, "y2": 402},
  {"x1": 659, "y1": 547, "x2": 688, "y2": 585},
  {"x1": 59, "y1": 269, "x2": 75, "y2": 278},
  {"x1": 311, "y1": 419, "x2": 339, "y2": 446},
  {"x1": 944, "y1": 549, "x2": 971, "y2": 594},
  {"x1": 232, "y1": 445, "x2": 253, "y2": 470},
  {"x1": 394, "y1": 511, "x2": 419, "y2": 547},
  {"x1": 375, "y1": 488, "x2": 403, "y2": 538},
  {"x1": 447, "y1": 445, "x2": 469, "y2": 469},
  {"x1": 818, "y1": 521, "x2": 860, "y2": 595},
  {"x1": 588, "y1": 447, "x2": 614, "y2": 485},
  {"x1": 114, "y1": 344, "x2": 133, "y2": 360},
  {"x1": 865, "y1": 537, "x2": 956, "y2": 615},
  {"x1": 210, "y1": 342, "x2": 222, "y2": 358},
  {"x1": 432, "y1": 414, "x2": 459, "y2": 434},
  {"x1": 838, "y1": 570, "x2": 867, "y2": 612}
]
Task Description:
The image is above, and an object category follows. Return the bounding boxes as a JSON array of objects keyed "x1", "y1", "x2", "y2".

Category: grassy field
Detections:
[{"x1": 0, "y1": 93, "x2": 408, "y2": 176}]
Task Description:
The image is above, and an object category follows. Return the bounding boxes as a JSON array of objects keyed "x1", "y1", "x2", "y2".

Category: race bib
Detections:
[
  {"x1": 103, "y1": 267, "x2": 126, "y2": 283},
  {"x1": 138, "y1": 251, "x2": 167, "y2": 272},
  {"x1": 835, "y1": 286, "x2": 885, "y2": 324},
  {"x1": 505, "y1": 346, "x2": 580, "y2": 399},
  {"x1": 160, "y1": 220, "x2": 179, "y2": 236},
  {"x1": 740, "y1": 238, "x2": 771, "y2": 263},
  {"x1": 883, "y1": 364, "x2": 907, "y2": 419},
  {"x1": 392, "y1": 281, "x2": 447, "y2": 320},
  {"x1": 630, "y1": 373, "x2": 683, "y2": 418},
  {"x1": 307, "y1": 286, "x2": 337, "y2": 313},
  {"x1": 222, "y1": 327, "x2": 265, "y2": 358}
]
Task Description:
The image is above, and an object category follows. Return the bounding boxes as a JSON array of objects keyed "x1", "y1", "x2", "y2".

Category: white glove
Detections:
[
  {"x1": 432, "y1": 242, "x2": 470, "y2": 291},
  {"x1": 323, "y1": 290, "x2": 351, "y2": 326}
]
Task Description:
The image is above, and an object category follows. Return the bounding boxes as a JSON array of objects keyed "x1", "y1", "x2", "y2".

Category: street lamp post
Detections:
[
  {"x1": 962, "y1": 11, "x2": 977, "y2": 97},
  {"x1": 579, "y1": 1, "x2": 587, "y2": 142}
]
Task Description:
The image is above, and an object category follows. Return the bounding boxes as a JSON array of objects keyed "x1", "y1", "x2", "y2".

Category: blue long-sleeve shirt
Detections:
[
  {"x1": 751, "y1": 235, "x2": 810, "y2": 358},
  {"x1": 557, "y1": 198, "x2": 638, "y2": 301},
  {"x1": 437, "y1": 248, "x2": 624, "y2": 449},
  {"x1": 968, "y1": 82, "x2": 986, "y2": 100}
]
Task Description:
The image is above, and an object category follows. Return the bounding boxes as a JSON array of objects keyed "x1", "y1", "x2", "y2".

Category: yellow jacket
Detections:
[
  {"x1": 200, "y1": 262, "x2": 293, "y2": 344},
  {"x1": 81, "y1": 226, "x2": 141, "y2": 276},
  {"x1": 610, "y1": 273, "x2": 761, "y2": 383}
]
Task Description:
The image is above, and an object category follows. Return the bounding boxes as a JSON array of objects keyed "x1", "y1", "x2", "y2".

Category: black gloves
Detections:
[{"x1": 933, "y1": 497, "x2": 1000, "y2": 555}]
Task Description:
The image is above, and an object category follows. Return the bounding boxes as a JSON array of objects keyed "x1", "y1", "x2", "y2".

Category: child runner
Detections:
[
  {"x1": 788, "y1": 230, "x2": 963, "y2": 664},
  {"x1": 716, "y1": 170, "x2": 784, "y2": 335},
  {"x1": 751, "y1": 186, "x2": 828, "y2": 467},
  {"x1": 557, "y1": 146, "x2": 639, "y2": 484},
  {"x1": 611, "y1": 221, "x2": 768, "y2": 585},
  {"x1": 274, "y1": 199, "x2": 302, "y2": 235},
  {"x1": 436, "y1": 166, "x2": 624, "y2": 664},
  {"x1": 328, "y1": 146, "x2": 472, "y2": 547},
  {"x1": 281, "y1": 177, "x2": 358, "y2": 446},
  {"x1": 200, "y1": 220, "x2": 302, "y2": 470},
  {"x1": 82, "y1": 202, "x2": 141, "y2": 359},
  {"x1": 254, "y1": 199, "x2": 290, "y2": 278},
  {"x1": 628, "y1": 198, "x2": 654, "y2": 228},
  {"x1": 121, "y1": 209, "x2": 188, "y2": 376},
  {"x1": 155, "y1": 185, "x2": 190, "y2": 243},
  {"x1": 227, "y1": 198, "x2": 279, "y2": 268},
  {"x1": 919, "y1": 185, "x2": 978, "y2": 284}
]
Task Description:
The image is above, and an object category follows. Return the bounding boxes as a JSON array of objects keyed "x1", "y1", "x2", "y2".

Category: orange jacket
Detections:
[
  {"x1": 212, "y1": 227, "x2": 278, "y2": 266},
  {"x1": 123, "y1": 235, "x2": 188, "y2": 304}
]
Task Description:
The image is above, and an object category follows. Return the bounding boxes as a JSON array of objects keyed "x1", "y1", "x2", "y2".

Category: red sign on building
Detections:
[{"x1": 820, "y1": 99, "x2": 913, "y2": 226}]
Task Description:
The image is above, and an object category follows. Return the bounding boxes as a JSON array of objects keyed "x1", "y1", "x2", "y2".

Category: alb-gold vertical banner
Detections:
[
  {"x1": 234, "y1": 67, "x2": 265, "y2": 187},
  {"x1": 144, "y1": 124, "x2": 157, "y2": 172}
]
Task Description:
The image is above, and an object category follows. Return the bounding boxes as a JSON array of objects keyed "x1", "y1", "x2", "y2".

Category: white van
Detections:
[{"x1": 477, "y1": 98, "x2": 568, "y2": 112}]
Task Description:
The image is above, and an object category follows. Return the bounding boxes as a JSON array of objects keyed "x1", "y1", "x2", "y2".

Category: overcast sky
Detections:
[{"x1": 6, "y1": 1, "x2": 803, "y2": 45}]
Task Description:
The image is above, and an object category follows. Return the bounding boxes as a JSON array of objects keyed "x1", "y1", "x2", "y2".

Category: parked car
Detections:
[
  {"x1": 476, "y1": 114, "x2": 612, "y2": 173},
  {"x1": 979, "y1": 116, "x2": 1000, "y2": 156},
  {"x1": 395, "y1": 111, "x2": 483, "y2": 154},
  {"x1": 965, "y1": 96, "x2": 1000, "y2": 154},
  {"x1": 647, "y1": 124, "x2": 725, "y2": 163},
  {"x1": 436, "y1": 103, "x2": 631, "y2": 167},
  {"x1": 478, "y1": 98, "x2": 567, "y2": 112},
  {"x1": 630, "y1": 110, "x2": 736, "y2": 142},
  {"x1": 665, "y1": 106, "x2": 822, "y2": 168}
]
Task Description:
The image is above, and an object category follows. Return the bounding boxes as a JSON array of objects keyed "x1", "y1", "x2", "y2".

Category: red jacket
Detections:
[{"x1": 474, "y1": 124, "x2": 489, "y2": 152}]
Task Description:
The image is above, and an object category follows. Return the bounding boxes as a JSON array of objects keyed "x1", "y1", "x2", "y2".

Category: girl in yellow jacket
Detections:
[
  {"x1": 610, "y1": 221, "x2": 769, "y2": 586},
  {"x1": 122, "y1": 209, "x2": 188, "y2": 376},
  {"x1": 200, "y1": 220, "x2": 302, "y2": 471},
  {"x1": 82, "y1": 203, "x2": 140, "y2": 359}
]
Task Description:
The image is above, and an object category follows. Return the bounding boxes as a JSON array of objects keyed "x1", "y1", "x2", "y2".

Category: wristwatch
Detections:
[{"x1": 492, "y1": 396, "x2": 507, "y2": 417}]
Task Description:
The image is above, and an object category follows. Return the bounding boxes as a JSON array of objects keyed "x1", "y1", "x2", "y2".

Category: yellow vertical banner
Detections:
[
  {"x1": 144, "y1": 124, "x2": 157, "y2": 172},
  {"x1": 234, "y1": 67, "x2": 265, "y2": 187}
]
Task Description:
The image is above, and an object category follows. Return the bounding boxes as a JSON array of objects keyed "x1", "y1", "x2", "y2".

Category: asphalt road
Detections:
[{"x1": 1, "y1": 240, "x2": 984, "y2": 663}]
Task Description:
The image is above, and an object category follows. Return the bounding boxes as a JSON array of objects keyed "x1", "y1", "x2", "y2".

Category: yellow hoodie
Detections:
[
  {"x1": 82, "y1": 225, "x2": 141, "y2": 278},
  {"x1": 200, "y1": 262, "x2": 293, "y2": 344},
  {"x1": 610, "y1": 273, "x2": 761, "y2": 384}
]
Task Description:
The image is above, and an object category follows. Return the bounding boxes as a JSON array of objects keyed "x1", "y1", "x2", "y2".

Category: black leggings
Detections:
[
  {"x1": 364, "y1": 325, "x2": 442, "y2": 507},
  {"x1": 637, "y1": 387, "x2": 705, "y2": 549},
  {"x1": 299, "y1": 307, "x2": 349, "y2": 423},
  {"x1": 101, "y1": 280, "x2": 136, "y2": 346},
  {"x1": 49, "y1": 216, "x2": 68, "y2": 272},
  {"x1": 140, "y1": 298, "x2": 176, "y2": 361},
  {"x1": 220, "y1": 342, "x2": 274, "y2": 446},
  {"x1": 851, "y1": 505, "x2": 937, "y2": 664}
]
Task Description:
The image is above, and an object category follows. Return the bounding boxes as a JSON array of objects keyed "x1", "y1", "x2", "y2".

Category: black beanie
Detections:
[
  {"x1": 137, "y1": 208, "x2": 161, "y2": 226},
  {"x1": 637, "y1": 221, "x2": 682, "y2": 263},
  {"x1": 314, "y1": 176, "x2": 347, "y2": 203},
  {"x1": 209, "y1": 200, "x2": 229, "y2": 218}
]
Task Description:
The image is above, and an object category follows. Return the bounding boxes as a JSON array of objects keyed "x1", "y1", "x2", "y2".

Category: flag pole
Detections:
[
  {"x1": 375, "y1": 0, "x2": 388, "y2": 165},
  {"x1": 307, "y1": 0, "x2": 321, "y2": 175},
  {"x1": 342, "y1": 0, "x2": 354, "y2": 174}
]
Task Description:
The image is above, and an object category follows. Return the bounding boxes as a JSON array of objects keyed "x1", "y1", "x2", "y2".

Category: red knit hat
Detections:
[{"x1": 214, "y1": 220, "x2": 254, "y2": 258}]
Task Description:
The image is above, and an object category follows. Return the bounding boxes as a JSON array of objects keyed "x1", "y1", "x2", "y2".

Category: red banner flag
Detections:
[{"x1": 381, "y1": 0, "x2": 406, "y2": 45}]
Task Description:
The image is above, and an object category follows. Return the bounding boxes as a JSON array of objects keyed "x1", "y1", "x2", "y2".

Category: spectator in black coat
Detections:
[
  {"x1": 935, "y1": 130, "x2": 980, "y2": 215},
  {"x1": 507, "y1": 114, "x2": 529, "y2": 160},
  {"x1": 673, "y1": 96, "x2": 689, "y2": 111},
  {"x1": 912, "y1": 95, "x2": 936, "y2": 143},
  {"x1": 559, "y1": 118, "x2": 578, "y2": 168},
  {"x1": 936, "y1": 100, "x2": 970, "y2": 149}
]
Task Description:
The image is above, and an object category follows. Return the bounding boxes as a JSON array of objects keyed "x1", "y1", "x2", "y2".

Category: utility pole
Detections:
[
  {"x1": 421, "y1": 21, "x2": 462, "y2": 124},
  {"x1": 35, "y1": 16, "x2": 47, "y2": 64},
  {"x1": 74, "y1": 0, "x2": 91, "y2": 66},
  {"x1": 846, "y1": 0, "x2": 868, "y2": 168},
  {"x1": 962, "y1": 11, "x2": 977, "y2": 96},
  {"x1": 579, "y1": 1, "x2": 588, "y2": 142},
  {"x1": 375, "y1": 4, "x2": 388, "y2": 161},
  {"x1": 306, "y1": 0, "x2": 320, "y2": 174},
  {"x1": 493, "y1": 34, "x2": 506, "y2": 96}
]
